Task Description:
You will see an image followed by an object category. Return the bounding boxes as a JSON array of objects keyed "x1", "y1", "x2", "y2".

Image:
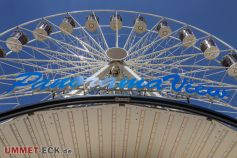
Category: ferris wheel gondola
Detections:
[
  {"x1": 6, "y1": 30, "x2": 28, "y2": 52},
  {"x1": 200, "y1": 38, "x2": 220, "y2": 60},
  {"x1": 110, "y1": 14, "x2": 122, "y2": 31},
  {"x1": 85, "y1": 14, "x2": 99, "y2": 32},
  {"x1": 222, "y1": 54, "x2": 237, "y2": 77},
  {"x1": 179, "y1": 28, "x2": 196, "y2": 48},
  {"x1": 33, "y1": 21, "x2": 52, "y2": 41},
  {"x1": 134, "y1": 16, "x2": 147, "y2": 34},
  {"x1": 60, "y1": 16, "x2": 76, "y2": 34},
  {"x1": 157, "y1": 20, "x2": 172, "y2": 38}
]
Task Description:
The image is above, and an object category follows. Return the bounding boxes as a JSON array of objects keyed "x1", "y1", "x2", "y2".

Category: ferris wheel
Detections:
[{"x1": 0, "y1": 10, "x2": 237, "y2": 115}]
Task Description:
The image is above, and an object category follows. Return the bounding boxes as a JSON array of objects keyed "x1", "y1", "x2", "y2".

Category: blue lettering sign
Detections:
[{"x1": 7, "y1": 72, "x2": 228, "y2": 100}]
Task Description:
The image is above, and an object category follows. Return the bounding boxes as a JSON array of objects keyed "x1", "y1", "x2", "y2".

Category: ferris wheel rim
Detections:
[{"x1": 0, "y1": 9, "x2": 236, "y2": 52}]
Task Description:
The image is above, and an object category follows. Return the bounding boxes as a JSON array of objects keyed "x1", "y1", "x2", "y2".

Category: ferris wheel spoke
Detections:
[
  {"x1": 68, "y1": 13, "x2": 106, "y2": 53},
  {"x1": 123, "y1": 15, "x2": 140, "y2": 50},
  {"x1": 130, "y1": 62, "x2": 223, "y2": 69},
  {"x1": 0, "y1": 58, "x2": 104, "y2": 74},
  {"x1": 76, "y1": 40, "x2": 108, "y2": 61},
  {"x1": 0, "y1": 53, "x2": 104, "y2": 77},
  {"x1": 181, "y1": 68, "x2": 223, "y2": 76},
  {"x1": 127, "y1": 35, "x2": 163, "y2": 60},
  {"x1": 128, "y1": 53, "x2": 203, "y2": 65},
  {"x1": 128, "y1": 34, "x2": 208, "y2": 62},
  {"x1": 127, "y1": 18, "x2": 164, "y2": 53},
  {"x1": 40, "y1": 93, "x2": 53, "y2": 102},
  {"x1": 42, "y1": 20, "x2": 107, "y2": 61},
  {"x1": 154, "y1": 36, "x2": 205, "y2": 59},
  {"x1": 0, "y1": 91, "x2": 50, "y2": 101},
  {"x1": 19, "y1": 26, "x2": 88, "y2": 56},
  {"x1": 202, "y1": 69, "x2": 226, "y2": 78},
  {"x1": 0, "y1": 81, "x2": 12, "y2": 86},
  {"x1": 227, "y1": 90, "x2": 237, "y2": 105},
  {"x1": 160, "y1": 55, "x2": 201, "y2": 73},
  {"x1": 92, "y1": 11, "x2": 109, "y2": 50},
  {"x1": 0, "y1": 63, "x2": 103, "y2": 81},
  {"x1": 40, "y1": 41, "x2": 103, "y2": 63},
  {"x1": 115, "y1": 11, "x2": 119, "y2": 48},
  {"x1": 22, "y1": 45, "x2": 80, "y2": 68},
  {"x1": 127, "y1": 42, "x2": 182, "y2": 62},
  {"x1": 127, "y1": 33, "x2": 155, "y2": 59},
  {"x1": 0, "y1": 57, "x2": 104, "y2": 65},
  {"x1": 129, "y1": 64, "x2": 225, "y2": 83},
  {"x1": 48, "y1": 39, "x2": 100, "y2": 62},
  {"x1": 129, "y1": 64, "x2": 237, "y2": 88},
  {"x1": 0, "y1": 60, "x2": 23, "y2": 71},
  {"x1": 56, "y1": 66, "x2": 103, "y2": 80},
  {"x1": 0, "y1": 39, "x2": 104, "y2": 62},
  {"x1": 22, "y1": 49, "x2": 77, "y2": 71},
  {"x1": 127, "y1": 27, "x2": 183, "y2": 59},
  {"x1": 19, "y1": 27, "x2": 108, "y2": 62}
]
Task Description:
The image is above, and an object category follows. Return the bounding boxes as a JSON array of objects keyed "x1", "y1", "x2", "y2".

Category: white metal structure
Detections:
[
  {"x1": 0, "y1": 10, "x2": 236, "y2": 114},
  {"x1": 0, "y1": 95, "x2": 237, "y2": 158},
  {"x1": 0, "y1": 10, "x2": 237, "y2": 158}
]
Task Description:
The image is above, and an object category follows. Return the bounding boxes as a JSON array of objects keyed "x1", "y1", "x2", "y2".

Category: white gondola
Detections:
[
  {"x1": 157, "y1": 20, "x2": 172, "y2": 38},
  {"x1": 0, "y1": 47, "x2": 5, "y2": 58},
  {"x1": 6, "y1": 30, "x2": 28, "y2": 52},
  {"x1": 33, "y1": 22, "x2": 52, "y2": 41},
  {"x1": 60, "y1": 16, "x2": 76, "y2": 34},
  {"x1": 221, "y1": 54, "x2": 237, "y2": 77},
  {"x1": 179, "y1": 28, "x2": 196, "y2": 48},
  {"x1": 134, "y1": 16, "x2": 147, "y2": 34},
  {"x1": 110, "y1": 14, "x2": 122, "y2": 31},
  {"x1": 200, "y1": 39, "x2": 220, "y2": 60},
  {"x1": 85, "y1": 14, "x2": 99, "y2": 32}
]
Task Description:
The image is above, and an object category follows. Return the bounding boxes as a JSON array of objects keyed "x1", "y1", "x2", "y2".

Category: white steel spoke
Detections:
[
  {"x1": 19, "y1": 26, "x2": 107, "y2": 61},
  {"x1": 127, "y1": 27, "x2": 183, "y2": 59},
  {"x1": 92, "y1": 11, "x2": 109, "y2": 50},
  {"x1": 127, "y1": 18, "x2": 164, "y2": 53},
  {"x1": 42, "y1": 20, "x2": 107, "y2": 60},
  {"x1": 127, "y1": 53, "x2": 203, "y2": 64},
  {"x1": 130, "y1": 64, "x2": 237, "y2": 88},
  {"x1": 115, "y1": 11, "x2": 119, "y2": 48},
  {"x1": 68, "y1": 13, "x2": 106, "y2": 53},
  {"x1": 123, "y1": 14, "x2": 140, "y2": 50}
]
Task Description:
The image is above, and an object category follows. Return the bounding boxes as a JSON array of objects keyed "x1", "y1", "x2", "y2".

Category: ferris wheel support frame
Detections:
[{"x1": 0, "y1": 95, "x2": 236, "y2": 128}]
